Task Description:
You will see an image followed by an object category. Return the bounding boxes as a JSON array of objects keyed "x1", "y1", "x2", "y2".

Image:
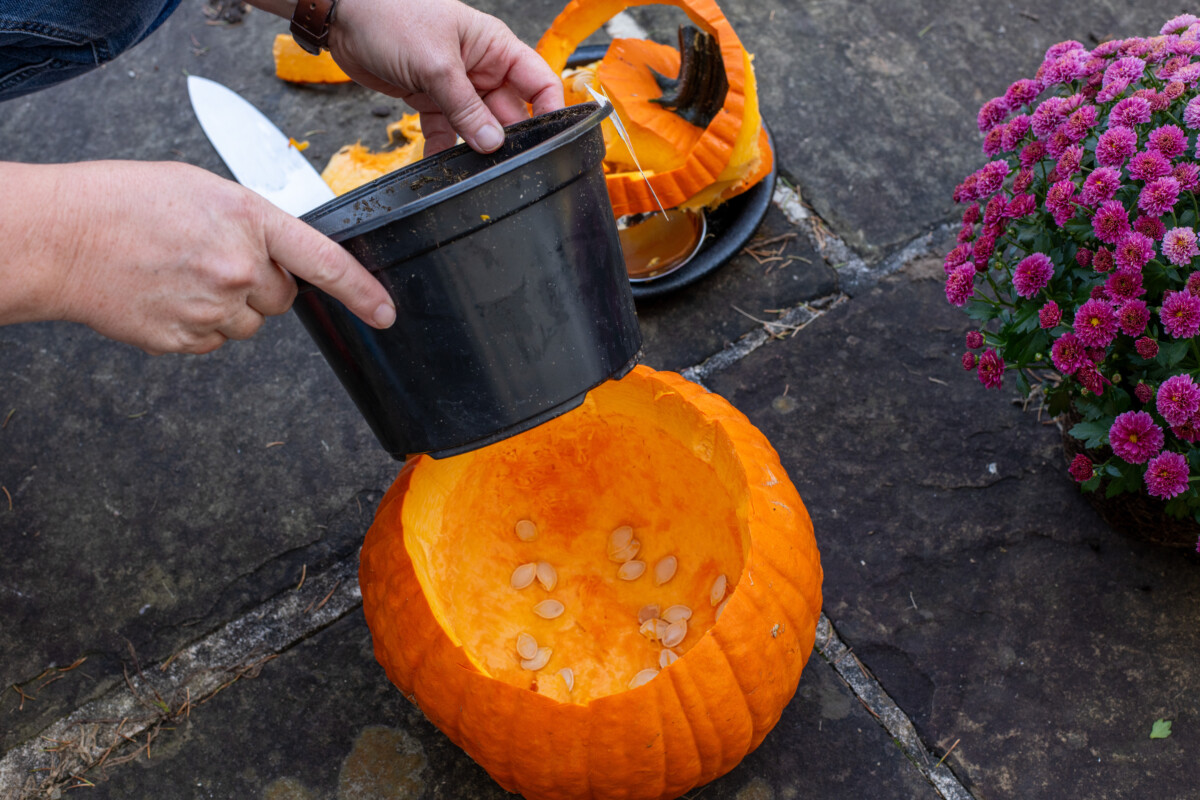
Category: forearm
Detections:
[{"x1": 0, "y1": 161, "x2": 87, "y2": 326}]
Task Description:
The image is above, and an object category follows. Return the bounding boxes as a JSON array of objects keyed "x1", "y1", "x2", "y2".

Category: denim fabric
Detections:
[{"x1": 0, "y1": 0, "x2": 182, "y2": 101}]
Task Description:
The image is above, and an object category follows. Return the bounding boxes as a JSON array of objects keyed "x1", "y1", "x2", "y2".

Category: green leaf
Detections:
[
  {"x1": 1070, "y1": 419, "x2": 1112, "y2": 449},
  {"x1": 965, "y1": 299, "x2": 999, "y2": 322},
  {"x1": 1150, "y1": 719, "x2": 1173, "y2": 739},
  {"x1": 1157, "y1": 339, "x2": 1190, "y2": 368},
  {"x1": 1080, "y1": 475, "x2": 1102, "y2": 493}
]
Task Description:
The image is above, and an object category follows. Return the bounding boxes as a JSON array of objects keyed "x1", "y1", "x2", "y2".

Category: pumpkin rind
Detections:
[
  {"x1": 537, "y1": 0, "x2": 765, "y2": 216},
  {"x1": 272, "y1": 33, "x2": 351, "y2": 83},
  {"x1": 359, "y1": 366, "x2": 821, "y2": 800}
]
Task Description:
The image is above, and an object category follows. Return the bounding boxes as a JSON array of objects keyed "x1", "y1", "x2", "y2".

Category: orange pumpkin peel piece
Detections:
[
  {"x1": 272, "y1": 33, "x2": 351, "y2": 84},
  {"x1": 360, "y1": 365, "x2": 822, "y2": 800},
  {"x1": 537, "y1": 0, "x2": 771, "y2": 216}
]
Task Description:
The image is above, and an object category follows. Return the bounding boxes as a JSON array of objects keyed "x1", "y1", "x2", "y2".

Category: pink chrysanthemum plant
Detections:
[{"x1": 948, "y1": 14, "x2": 1200, "y2": 539}]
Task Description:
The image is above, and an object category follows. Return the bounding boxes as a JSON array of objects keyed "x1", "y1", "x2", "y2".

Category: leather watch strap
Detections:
[{"x1": 290, "y1": 0, "x2": 338, "y2": 55}]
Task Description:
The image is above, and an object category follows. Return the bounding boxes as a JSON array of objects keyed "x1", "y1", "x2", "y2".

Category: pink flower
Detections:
[
  {"x1": 1074, "y1": 298, "x2": 1119, "y2": 347},
  {"x1": 965, "y1": 330, "x2": 985, "y2": 349},
  {"x1": 1162, "y1": 226, "x2": 1200, "y2": 266},
  {"x1": 1185, "y1": 96, "x2": 1200, "y2": 128},
  {"x1": 977, "y1": 98, "x2": 1009, "y2": 132},
  {"x1": 1134, "y1": 215, "x2": 1166, "y2": 241},
  {"x1": 1081, "y1": 167, "x2": 1122, "y2": 204},
  {"x1": 1118, "y1": 299, "x2": 1150, "y2": 336},
  {"x1": 1135, "y1": 382, "x2": 1155, "y2": 403},
  {"x1": 1138, "y1": 177, "x2": 1181, "y2": 217},
  {"x1": 1162, "y1": 14, "x2": 1200, "y2": 35},
  {"x1": 1005, "y1": 194, "x2": 1037, "y2": 218},
  {"x1": 1145, "y1": 451, "x2": 1190, "y2": 499},
  {"x1": 1156, "y1": 374, "x2": 1200, "y2": 426},
  {"x1": 1109, "y1": 411, "x2": 1164, "y2": 464},
  {"x1": 962, "y1": 351, "x2": 977, "y2": 370},
  {"x1": 1077, "y1": 365, "x2": 1110, "y2": 396},
  {"x1": 1105, "y1": 269, "x2": 1145, "y2": 302},
  {"x1": 1148, "y1": 124, "x2": 1188, "y2": 158},
  {"x1": 1160, "y1": 290, "x2": 1200, "y2": 337},
  {"x1": 1040, "y1": 300, "x2": 1062, "y2": 329},
  {"x1": 1188, "y1": 272, "x2": 1200, "y2": 295},
  {"x1": 1174, "y1": 162, "x2": 1200, "y2": 191},
  {"x1": 1092, "y1": 200, "x2": 1131, "y2": 244},
  {"x1": 1051, "y1": 333, "x2": 1088, "y2": 374},
  {"x1": 1031, "y1": 99, "x2": 1065, "y2": 138},
  {"x1": 1005, "y1": 79, "x2": 1042, "y2": 109},
  {"x1": 977, "y1": 349, "x2": 1005, "y2": 389},
  {"x1": 973, "y1": 232, "x2": 997, "y2": 272},
  {"x1": 1019, "y1": 140, "x2": 1047, "y2": 168},
  {"x1": 1109, "y1": 96, "x2": 1153, "y2": 127},
  {"x1": 1114, "y1": 232, "x2": 1155, "y2": 271},
  {"x1": 945, "y1": 264, "x2": 976, "y2": 307},
  {"x1": 976, "y1": 160, "x2": 1010, "y2": 197},
  {"x1": 1075, "y1": 248, "x2": 1093, "y2": 268},
  {"x1": 982, "y1": 128, "x2": 1006, "y2": 157},
  {"x1": 1013, "y1": 253, "x2": 1055, "y2": 297},
  {"x1": 1002, "y1": 115, "x2": 1032, "y2": 151},
  {"x1": 1095, "y1": 127, "x2": 1139, "y2": 166},
  {"x1": 1068, "y1": 454, "x2": 1094, "y2": 482},
  {"x1": 1045, "y1": 180, "x2": 1077, "y2": 225},
  {"x1": 1013, "y1": 168, "x2": 1035, "y2": 193},
  {"x1": 1136, "y1": 337, "x2": 1160, "y2": 359},
  {"x1": 1103, "y1": 57, "x2": 1146, "y2": 89},
  {"x1": 1064, "y1": 105, "x2": 1098, "y2": 140},
  {"x1": 1056, "y1": 145, "x2": 1084, "y2": 178},
  {"x1": 1094, "y1": 248, "x2": 1115, "y2": 273},
  {"x1": 961, "y1": 205, "x2": 981, "y2": 225},
  {"x1": 944, "y1": 243, "x2": 972, "y2": 273},
  {"x1": 1128, "y1": 150, "x2": 1172, "y2": 182},
  {"x1": 1174, "y1": 419, "x2": 1200, "y2": 444}
]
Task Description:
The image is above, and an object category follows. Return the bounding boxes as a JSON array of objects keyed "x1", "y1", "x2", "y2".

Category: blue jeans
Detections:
[{"x1": 0, "y1": 0, "x2": 182, "y2": 101}]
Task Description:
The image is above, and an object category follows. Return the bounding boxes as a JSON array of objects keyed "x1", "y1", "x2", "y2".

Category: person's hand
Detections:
[
  {"x1": 0, "y1": 160, "x2": 394, "y2": 355},
  {"x1": 326, "y1": 0, "x2": 565, "y2": 154}
]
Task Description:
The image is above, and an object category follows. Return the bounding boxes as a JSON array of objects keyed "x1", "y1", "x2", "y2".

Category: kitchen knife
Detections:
[{"x1": 187, "y1": 75, "x2": 336, "y2": 217}]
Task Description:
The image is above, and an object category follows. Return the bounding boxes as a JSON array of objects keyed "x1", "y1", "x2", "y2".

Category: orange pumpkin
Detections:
[
  {"x1": 272, "y1": 33, "x2": 351, "y2": 84},
  {"x1": 537, "y1": 0, "x2": 770, "y2": 216},
  {"x1": 360, "y1": 365, "x2": 822, "y2": 800},
  {"x1": 320, "y1": 114, "x2": 425, "y2": 195}
]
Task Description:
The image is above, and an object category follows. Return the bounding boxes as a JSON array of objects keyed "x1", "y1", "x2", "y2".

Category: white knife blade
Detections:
[{"x1": 187, "y1": 75, "x2": 336, "y2": 217}]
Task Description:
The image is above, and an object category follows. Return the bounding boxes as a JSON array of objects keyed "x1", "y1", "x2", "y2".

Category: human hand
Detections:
[
  {"x1": 326, "y1": 0, "x2": 565, "y2": 154},
  {"x1": 1, "y1": 160, "x2": 394, "y2": 355}
]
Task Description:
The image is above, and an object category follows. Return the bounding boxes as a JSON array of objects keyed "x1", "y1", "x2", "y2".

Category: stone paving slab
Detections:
[
  {"x1": 706, "y1": 265, "x2": 1200, "y2": 800},
  {"x1": 78, "y1": 611, "x2": 939, "y2": 800}
]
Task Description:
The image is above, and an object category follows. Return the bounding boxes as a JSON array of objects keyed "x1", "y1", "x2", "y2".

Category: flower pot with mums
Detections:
[{"x1": 946, "y1": 14, "x2": 1200, "y2": 551}]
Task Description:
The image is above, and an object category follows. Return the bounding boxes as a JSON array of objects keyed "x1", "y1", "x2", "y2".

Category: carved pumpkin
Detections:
[
  {"x1": 360, "y1": 366, "x2": 822, "y2": 800},
  {"x1": 272, "y1": 33, "x2": 351, "y2": 84},
  {"x1": 538, "y1": 0, "x2": 771, "y2": 216}
]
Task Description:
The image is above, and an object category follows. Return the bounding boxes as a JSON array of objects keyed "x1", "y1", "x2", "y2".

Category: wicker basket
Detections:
[{"x1": 1060, "y1": 413, "x2": 1200, "y2": 549}]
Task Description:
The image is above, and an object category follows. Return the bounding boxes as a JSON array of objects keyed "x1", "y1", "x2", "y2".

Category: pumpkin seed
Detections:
[
  {"x1": 607, "y1": 525, "x2": 634, "y2": 558},
  {"x1": 637, "y1": 604, "x2": 661, "y2": 624},
  {"x1": 659, "y1": 649, "x2": 679, "y2": 668},
  {"x1": 521, "y1": 646, "x2": 552, "y2": 671},
  {"x1": 653, "y1": 555, "x2": 678, "y2": 586},
  {"x1": 558, "y1": 667, "x2": 574, "y2": 693},
  {"x1": 516, "y1": 632, "x2": 538, "y2": 660},
  {"x1": 515, "y1": 519, "x2": 538, "y2": 542},
  {"x1": 662, "y1": 604, "x2": 692, "y2": 623},
  {"x1": 536, "y1": 561, "x2": 558, "y2": 591},
  {"x1": 715, "y1": 598, "x2": 728, "y2": 620},
  {"x1": 710, "y1": 573, "x2": 727, "y2": 606},
  {"x1": 617, "y1": 560, "x2": 646, "y2": 581},
  {"x1": 661, "y1": 619, "x2": 687, "y2": 648},
  {"x1": 609, "y1": 540, "x2": 641, "y2": 563},
  {"x1": 510, "y1": 562, "x2": 537, "y2": 590},
  {"x1": 639, "y1": 619, "x2": 658, "y2": 640},
  {"x1": 533, "y1": 599, "x2": 565, "y2": 619},
  {"x1": 628, "y1": 668, "x2": 659, "y2": 689}
]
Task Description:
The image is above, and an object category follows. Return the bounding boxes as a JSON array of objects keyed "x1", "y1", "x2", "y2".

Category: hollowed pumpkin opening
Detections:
[{"x1": 400, "y1": 368, "x2": 749, "y2": 704}]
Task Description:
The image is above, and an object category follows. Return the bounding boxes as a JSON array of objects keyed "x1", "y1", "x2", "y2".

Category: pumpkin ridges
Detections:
[
  {"x1": 655, "y1": 668, "x2": 707, "y2": 799},
  {"x1": 659, "y1": 649, "x2": 732, "y2": 782}
]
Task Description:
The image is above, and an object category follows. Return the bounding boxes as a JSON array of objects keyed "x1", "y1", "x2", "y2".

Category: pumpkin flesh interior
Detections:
[{"x1": 400, "y1": 381, "x2": 750, "y2": 705}]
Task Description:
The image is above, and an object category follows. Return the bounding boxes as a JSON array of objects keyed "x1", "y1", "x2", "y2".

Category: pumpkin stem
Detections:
[{"x1": 650, "y1": 25, "x2": 728, "y2": 129}]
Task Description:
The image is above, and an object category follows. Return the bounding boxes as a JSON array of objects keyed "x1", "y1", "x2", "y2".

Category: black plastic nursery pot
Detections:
[{"x1": 295, "y1": 102, "x2": 642, "y2": 460}]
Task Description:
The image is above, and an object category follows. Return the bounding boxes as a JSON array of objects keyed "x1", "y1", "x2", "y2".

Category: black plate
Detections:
[{"x1": 568, "y1": 44, "x2": 776, "y2": 300}]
